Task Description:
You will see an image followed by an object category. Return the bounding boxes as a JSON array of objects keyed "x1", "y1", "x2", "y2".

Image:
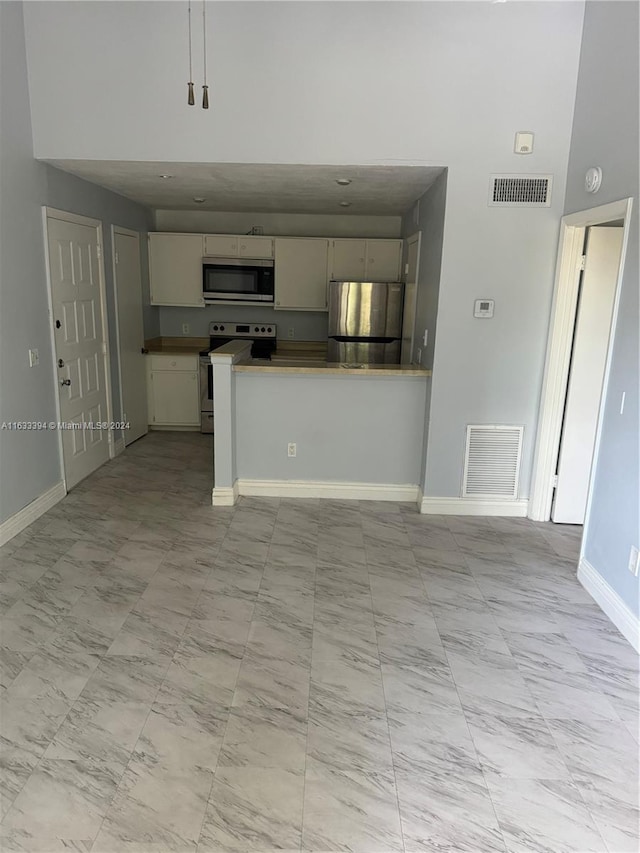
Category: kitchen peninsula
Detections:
[{"x1": 210, "y1": 342, "x2": 431, "y2": 507}]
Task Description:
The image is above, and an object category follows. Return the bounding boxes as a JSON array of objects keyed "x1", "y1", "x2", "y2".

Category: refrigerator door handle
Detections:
[{"x1": 330, "y1": 335, "x2": 397, "y2": 344}]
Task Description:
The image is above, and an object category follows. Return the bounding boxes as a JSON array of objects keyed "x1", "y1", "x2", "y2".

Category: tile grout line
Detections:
[
  {"x1": 193, "y1": 500, "x2": 262, "y2": 852},
  {"x1": 365, "y1": 508, "x2": 408, "y2": 853},
  {"x1": 298, "y1": 501, "x2": 321, "y2": 853}
]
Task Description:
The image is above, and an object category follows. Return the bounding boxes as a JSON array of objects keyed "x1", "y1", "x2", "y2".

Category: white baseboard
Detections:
[
  {"x1": 578, "y1": 558, "x2": 640, "y2": 652},
  {"x1": 237, "y1": 479, "x2": 420, "y2": 502},
  {"x1": 212, "y1": 481, "x2": 239, "y2": 506},
  {"x1": 0, "y1": 481, "x2": 66, "y2": 547},
  {"x1": 420, "y1": 496, "x2": 529, "y2": 517}
]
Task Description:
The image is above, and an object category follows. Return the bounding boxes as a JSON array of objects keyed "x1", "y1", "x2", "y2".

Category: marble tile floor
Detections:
[{"x1": 0, "y1": 431, "x2": 638, "y2": 852}]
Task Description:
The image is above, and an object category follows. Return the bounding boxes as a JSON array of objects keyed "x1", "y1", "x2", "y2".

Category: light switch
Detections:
[{"x1": 28, "y1": 348, "x2": 39, "y2": 367}]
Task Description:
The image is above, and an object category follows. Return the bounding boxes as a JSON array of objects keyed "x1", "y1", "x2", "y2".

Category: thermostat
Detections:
[
  {"x1": 514, "y1": 131, "x2": 534, "y2": 154},
  {"x1": 474, "y1": 299, "x2": 494, "y2": 318}
]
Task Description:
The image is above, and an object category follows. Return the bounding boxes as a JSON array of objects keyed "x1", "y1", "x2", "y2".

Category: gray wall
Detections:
[
  {"x1": 23, "y1": 1, "x2": 586, "y2": 505},
  {"x1": 235, "y1": 373, "x2": 428, "y2": 485},
  {"x1": 159, "y1": 304, "x2": 327, "y2": 342},
  {"x1": 400, "y1": 173, "x2": 448, "y2": 494},
  {"x1": 0, "y1": 2, "x2": 155, "y2": 525},
  {"x1": 563, "y1": 1, "x2": 639, "y2": 615},
  {"x1": 154, "y1": 210, "x2": 402, "y2": 238},
  {"x1": 401, "y1": 171, "x2": 448, "y2": 371},
  {"x1": 0, "y1": 2, "x2": 60, "y2": 523}
]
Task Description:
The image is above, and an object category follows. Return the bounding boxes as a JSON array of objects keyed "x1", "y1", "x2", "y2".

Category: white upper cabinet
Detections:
[
  {"x1": 148, "y1": 233, "x2": 205, "y2": 307},
  {"x1": 203, "y1": 234, "x2": 238, "y2": 257},
  {"x1": 330, "y1": 238, "x2": 402, "y2": 282},
  {"x1": 204, "y1": 234, "x2": 274, "y2": 259},
  {"x1": 274, "y1": 238, "x2": 329, "y2": 312},
  {"x1": 365, "y1": 239, "x2": 403, "y2": 281},
  {"x1": 330, "y1": 240, "x2": 366, "y2": 281}
]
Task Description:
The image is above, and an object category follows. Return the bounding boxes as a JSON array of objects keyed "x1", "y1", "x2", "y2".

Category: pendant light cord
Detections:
[
  {"x1": 202, "y1": 0, "x2": 209, "y2": 108},
  {"x1": 202, "y1": 2, "x2": 207, "y2": 86},
  {"x1": 187, "y1": 1, "x2": 195, "y2": 104},
  {"x1": 188, "y1": 2, "x2": 193, "y2": 81}
]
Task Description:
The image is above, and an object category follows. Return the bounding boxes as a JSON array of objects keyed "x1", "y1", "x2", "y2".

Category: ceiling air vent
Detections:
[
  {"x1": 462, "y1": 425, "x2": 524, "y2": 499},
  {"x1": 489, "y1": 174, "x2": 552, "y2": 207}
]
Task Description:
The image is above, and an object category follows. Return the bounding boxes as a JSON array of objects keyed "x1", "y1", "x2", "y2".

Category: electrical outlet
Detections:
[
  {"x1": 423, "y1": 329, "x2": 428, "y2": 347},
  {"x1": 182, "y1": 323, "x2": 190, "y2": 335},
  {"x1": 416, "y1": 347, "x2": 422, "y2": 364},
  {"x1": 628, "y1": 546, "x2": 640, "y2": 576},
  {"x1": 28, "y1": 348, "x2": 39, "y2": 367},
  {"x1": 287, "y1": 442, "x2": 297, "y2": 458},
  {"x1": 288, "y1": 327, "x2": 295, "y2": 339}
]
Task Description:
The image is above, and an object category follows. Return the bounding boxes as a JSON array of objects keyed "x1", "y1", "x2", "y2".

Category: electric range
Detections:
[{"x1": 198, "y1": 321, "x2": 277, "y2": 433}]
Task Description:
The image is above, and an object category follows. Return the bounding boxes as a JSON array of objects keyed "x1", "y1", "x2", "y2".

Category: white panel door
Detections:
[
  {"x1": 114, "y1": 230, "x2": 147, "y2": 445},
  {"x1": 400, "y1": 233, "x2": 421, "y2": 364},
  {"x1": 47, "y1": 216, "x2": 111, "y2": 489},
  {"x1": 552, "y1": 226, "x2": 624, "y2": 524}
]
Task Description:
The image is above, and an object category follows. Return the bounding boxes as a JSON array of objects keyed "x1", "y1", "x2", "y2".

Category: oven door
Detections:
[{"x1": 203, "y1": 258, "x2": 274, "y2": 303}]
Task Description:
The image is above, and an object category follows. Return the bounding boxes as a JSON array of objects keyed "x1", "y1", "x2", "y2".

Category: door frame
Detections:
[
  {"x1": 42, "y1": 206, "x2": 116, "y2": 493},
  {"x1": 403, "y1": 231, "x2": 422, "y2": 364},
  {"x1": 111, "y1": 224, "x2": 141, "y2": 453},
  {"x1": 529, "y1": 197, "x2": 633, "y2": 523}
]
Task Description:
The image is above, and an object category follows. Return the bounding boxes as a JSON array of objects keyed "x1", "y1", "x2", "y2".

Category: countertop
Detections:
[
  {"x1": 234, "y1": 360, "x2": 431, "y2": 377},
  {"x1": 144, "y1": 336, "x2": 209, "y2": 355},
  {"x1": 147, "y1": 338, "x2": 430, "y2": 376}
]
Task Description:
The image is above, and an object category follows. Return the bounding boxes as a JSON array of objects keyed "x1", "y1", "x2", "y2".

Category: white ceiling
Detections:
[{"x1": 42, "y1": 160, "x2": 444, "y2": 216}]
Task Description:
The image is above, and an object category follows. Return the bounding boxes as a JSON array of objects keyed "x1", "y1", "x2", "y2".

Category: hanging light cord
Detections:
[
  {"x1": 202, "y1": 1, "x2": 209, "y2": 108},
  {"x1": 187, "y1": 2, "x2": 195, "y2": 105}
]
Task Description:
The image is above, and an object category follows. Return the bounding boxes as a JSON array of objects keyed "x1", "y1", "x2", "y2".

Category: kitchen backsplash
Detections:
[{"x1": 157, "y1": 305, "x2": 328, "y2": 341}]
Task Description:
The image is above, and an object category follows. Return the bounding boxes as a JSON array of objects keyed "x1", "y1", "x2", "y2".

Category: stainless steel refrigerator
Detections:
[{"x1": 327, "y1": 280, "x2": 405, "y2": 364}]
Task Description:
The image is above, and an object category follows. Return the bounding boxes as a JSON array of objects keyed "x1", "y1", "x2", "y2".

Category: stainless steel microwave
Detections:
[{"x1": 202, "y1": 257, "x2": 275, "y2": 303}]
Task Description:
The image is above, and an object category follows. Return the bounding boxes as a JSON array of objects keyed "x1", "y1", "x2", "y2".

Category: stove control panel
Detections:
[{"x1": 208, "y1": 321, "x2": 276, "y2": 339}]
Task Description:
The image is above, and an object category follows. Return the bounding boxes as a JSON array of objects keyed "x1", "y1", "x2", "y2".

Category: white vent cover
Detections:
[
  {"x1": 462, "y1": 425, "x2": 524, "y2": 499},
  {"x1": 488, "y1": 174, "x2": 552, "y2": 207}
]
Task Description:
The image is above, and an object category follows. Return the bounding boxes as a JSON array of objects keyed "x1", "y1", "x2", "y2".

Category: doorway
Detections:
[
  {"x1": 530, "y1": 198, "x2": 633, "y2": 524},
  {"x1": 112, "y1": 226, "x2": 148, "y2": 446},
  {"x1": 552, "y1": 226, "x2": 624, "y2": 523},
  {"x1": 45, "y1": 208, "x2": 113, "y2": 489}
]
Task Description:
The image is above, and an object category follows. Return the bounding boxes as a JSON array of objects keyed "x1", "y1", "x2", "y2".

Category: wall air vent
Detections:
[
  {"x1": 462, "y1": 425, "x2": 524, "y2": 499},
  {"x1": 489, "y1": 175, "x2": 552, "y2": 207}
]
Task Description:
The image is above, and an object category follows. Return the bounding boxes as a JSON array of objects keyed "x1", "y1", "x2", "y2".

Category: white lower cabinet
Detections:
[
  {"x1": 274, "y1": 238, "x2": 329, "y2": 311},
  {"x1": 147, "y1": 355, "x2": 200, "y2": 427}
]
